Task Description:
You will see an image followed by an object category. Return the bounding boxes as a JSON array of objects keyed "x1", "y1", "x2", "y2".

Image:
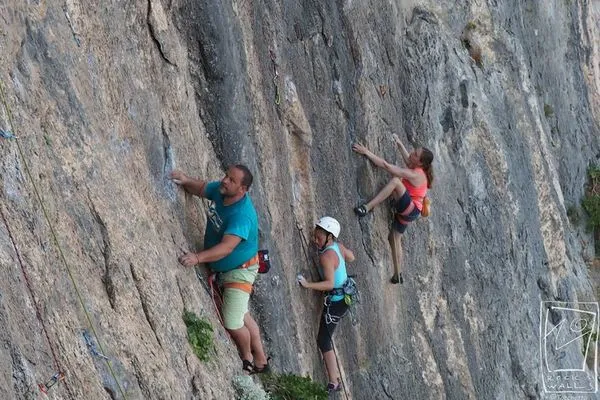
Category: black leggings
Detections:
[{"x1": 317, "y1": 299, "x2": 349, "y2": 352}]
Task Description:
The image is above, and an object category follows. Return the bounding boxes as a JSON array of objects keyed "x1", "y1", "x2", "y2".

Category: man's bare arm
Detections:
[
  {"x1": 170, "y1": 170, "x2": 207, "y2": 197},
  {"x1": 178, "y1": 235, "x2": 242, "y2": 267}
]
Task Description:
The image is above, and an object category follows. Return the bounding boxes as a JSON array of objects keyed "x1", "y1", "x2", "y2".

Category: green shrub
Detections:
[
  {"x1": 582, "y1": 196, "x2": 600, "y2": 231},
  {"x1": 567, "y1": 205, "x2": 581, "y2": 226},
  {"x1": 465, "y1": 21, "x2": 476, "y2": 31},
  {"x1": 260, "y1": 373, "x2": 327, "y2": 400},
  {"x1": 582, "y1": 166, "x2": 600, "y2": 254},
  {"x1": 183, "y1": 310, "x2": 214, "y2": 362},
  {"x1": 582, "y1": 166, "x2": 600, "y2": 231},
  {"x1": 544, "y1": 104, "x2": 554, "y2": 117}
]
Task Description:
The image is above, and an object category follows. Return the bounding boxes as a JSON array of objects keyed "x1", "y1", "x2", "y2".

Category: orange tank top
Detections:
[{"x1": 402, "y1": 168, "x2": 428, "y2": 211}]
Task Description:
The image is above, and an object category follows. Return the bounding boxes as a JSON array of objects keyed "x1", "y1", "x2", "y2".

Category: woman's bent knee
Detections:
[{"x1": 317, "y1": 335, "x2": 333, "y2": 353}]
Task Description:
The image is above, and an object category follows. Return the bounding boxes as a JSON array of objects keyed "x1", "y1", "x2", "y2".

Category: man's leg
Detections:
[
  {"x1": 244, "y1": 312, "x2": 268, "y2": 367},
  {"x1": 363, "y1": 177, "x2": 407, "y2": 213},
  {"x1": 222, "y1": 288, "x2": 253, "y2": 362},
  {"x1": 221, "y1": 267, "x2": 261, "y2": 366},
  {"x1": 227, "y1": 325, "x2": 253, "y2": 362}
]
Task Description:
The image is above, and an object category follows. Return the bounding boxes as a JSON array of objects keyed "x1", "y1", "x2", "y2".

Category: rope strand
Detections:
[
  {"x1": 0, "y1": 206, "x2": 75, "y2": 398},
  {"x1": 0, "y1": 79, "x2": 127, "y2": 399}
]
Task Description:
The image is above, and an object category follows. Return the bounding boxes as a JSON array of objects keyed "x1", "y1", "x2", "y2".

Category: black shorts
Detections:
[{"x1": 392, "y1": 191, "x2": 420, "y2": 234}]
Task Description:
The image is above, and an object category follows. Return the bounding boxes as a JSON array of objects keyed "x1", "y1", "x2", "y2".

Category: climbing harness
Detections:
[
  {"x1": 0, "y1": 79, "x2": 127, "y2": 399},
  {"x1": 326, "y1": 276, "x2": 360, "y2": 326},
  {"x1": 0, "y1": 128, "x2": 16, "y2": 139},
  {"x1": 323, "y1": 296, "x2": 345, "y2": 325},
  {"x1": 269, "y1": 49, "x2": 281, "y2": 105},
  {"x1": 38, "y1": 371, "x2": 65, "y2": 394}
]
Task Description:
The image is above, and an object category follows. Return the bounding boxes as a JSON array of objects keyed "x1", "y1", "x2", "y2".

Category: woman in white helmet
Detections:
[{"x1": 298, "y1": 216, "x2": 355, "y2": 393}]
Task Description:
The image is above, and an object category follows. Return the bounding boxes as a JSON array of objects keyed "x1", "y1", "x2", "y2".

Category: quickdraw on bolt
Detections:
[
  {"x1": 38, "y1": 371, "x2": 65, "y2": 394},
  {"x1": 0, "y1": 128, "x2": 16, "y2": 139},
  {"x1": 269, "y1": 49, "x2": 281, "y2": 105},
  {"x1": 83, "y1": 329, "x2": 109, "y2": 360}
]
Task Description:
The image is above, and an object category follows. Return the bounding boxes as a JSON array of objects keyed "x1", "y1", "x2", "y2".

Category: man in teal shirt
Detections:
[{"x1": 171, "y1": 165, "x2": 269, "y2": 373}]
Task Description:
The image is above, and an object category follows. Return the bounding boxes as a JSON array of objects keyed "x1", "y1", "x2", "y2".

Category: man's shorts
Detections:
[
  {"x1": 219, "y1": 265, "x2": 258, "y2": 330},
  {"x1": 392, "y1": 191, "x2": 421, "y2": 234}
]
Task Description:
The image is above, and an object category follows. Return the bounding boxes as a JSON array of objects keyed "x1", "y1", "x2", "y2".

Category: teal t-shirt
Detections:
[{"x1": 204, "y1": 181, "x2": 259, "y2": 272}]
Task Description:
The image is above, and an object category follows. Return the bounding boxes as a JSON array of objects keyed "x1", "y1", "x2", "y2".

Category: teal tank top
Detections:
[{"x1": 319, "y1": 242, "x2": 347, "y2": 302}]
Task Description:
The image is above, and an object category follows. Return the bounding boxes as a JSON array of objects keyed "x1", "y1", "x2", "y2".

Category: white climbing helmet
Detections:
[{"x1": 316, "y1": 216, "x2": 341, "y2": 238}]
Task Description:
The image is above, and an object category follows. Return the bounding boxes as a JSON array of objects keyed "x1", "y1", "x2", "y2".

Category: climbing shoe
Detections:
[
  {"x1": 251, "y1": 357, "x2": 271, "y2": 374},
  {"x1": 242, "y1": 359, "x2": 254, "y2": 374},
  {"x1": 326, "y1": 380, "x2": 342, "y2": 393},
  {"x1": 354, "y1": 204, "x2": 368, "y2": 217},
  {"x1": 390, "y1": 273, "x2": 403, "y2": 285}
]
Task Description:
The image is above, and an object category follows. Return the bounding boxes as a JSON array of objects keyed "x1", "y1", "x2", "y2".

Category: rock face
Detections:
[{"x1": 1, "y1": 1, "x2": 599, "y2": 399}]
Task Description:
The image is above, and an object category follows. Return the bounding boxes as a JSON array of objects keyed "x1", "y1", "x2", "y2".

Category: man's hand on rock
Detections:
[
  {"x1": 178, "y1": 252, "x2": 199, "y2": 267},
  {"x1": 170, "y1": 170, "x2": 188, "y2": 185}
]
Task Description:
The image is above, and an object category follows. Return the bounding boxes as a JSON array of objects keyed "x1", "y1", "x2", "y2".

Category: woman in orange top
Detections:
[{"x1": 352, "y1": 134, "x2": 434, "y2": 284}]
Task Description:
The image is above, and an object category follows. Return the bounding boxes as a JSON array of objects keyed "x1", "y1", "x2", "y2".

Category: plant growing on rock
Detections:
[
  {"x1": 582, "y1": 165, "x2": 600, "y2": 253},
  {"x1": 567, "y1": 205, "x2": 581, "y2": 226},
  {"x1": 183, "y1": 310, "x2": 214, "y2": 362},
  {"x1": 260, "y1": 373, "x2": 327, "y2": 400}
]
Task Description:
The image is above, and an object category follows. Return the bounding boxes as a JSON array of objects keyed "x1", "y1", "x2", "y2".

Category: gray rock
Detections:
[{"x1": 0, "y1": 1, "x2": 598, "y2": 399}]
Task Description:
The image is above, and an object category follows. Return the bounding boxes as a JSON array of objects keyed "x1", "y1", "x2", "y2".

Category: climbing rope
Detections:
[
  {"x1": 0, "y1": 79, "x2": 127, "y2": 399},
  {"x1": 207, "y1": 272, "x2": 226, "y2": 328},
  {"x1": 184, "y1": 196, "x2": 231, "y2": 337},
  {"x1": 0, "y1": 206, "x2": 74, "y2": 398},
  {"x1": 294, "y1": 220, "x2": 350, "y2": 400}
]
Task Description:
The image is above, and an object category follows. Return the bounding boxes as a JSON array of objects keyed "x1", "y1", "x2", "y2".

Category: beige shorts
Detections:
[{"x1": 219, "y1": 265, "x2": 258, "y2": 330}]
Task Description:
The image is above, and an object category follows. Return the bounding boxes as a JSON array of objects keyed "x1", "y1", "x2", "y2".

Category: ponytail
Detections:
[{"x1": 420, "y1": 148, "x2": 434, "y2": 188}]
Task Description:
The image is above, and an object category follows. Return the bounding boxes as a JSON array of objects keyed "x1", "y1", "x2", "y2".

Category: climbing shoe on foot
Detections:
[
  {"x1": 251, "y1": 357, "x2": 271, "y2": 374},
  {"x1": 326, "y1": 380, "x2": 342, "y2": 393},
  {"x1": 390, "y1": 273, "x2": 403, "y2": 284},
  {"x1": 242, "y1": 360, "x2": 254, "y2": 374},
  {"x1": 354, "y1": 204, "x2": 368, "y2": 217}
]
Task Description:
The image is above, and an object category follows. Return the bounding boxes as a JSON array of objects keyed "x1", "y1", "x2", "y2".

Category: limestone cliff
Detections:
[{"x1": 1, "y1": 0, "x2": 599, "y2": 399}]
